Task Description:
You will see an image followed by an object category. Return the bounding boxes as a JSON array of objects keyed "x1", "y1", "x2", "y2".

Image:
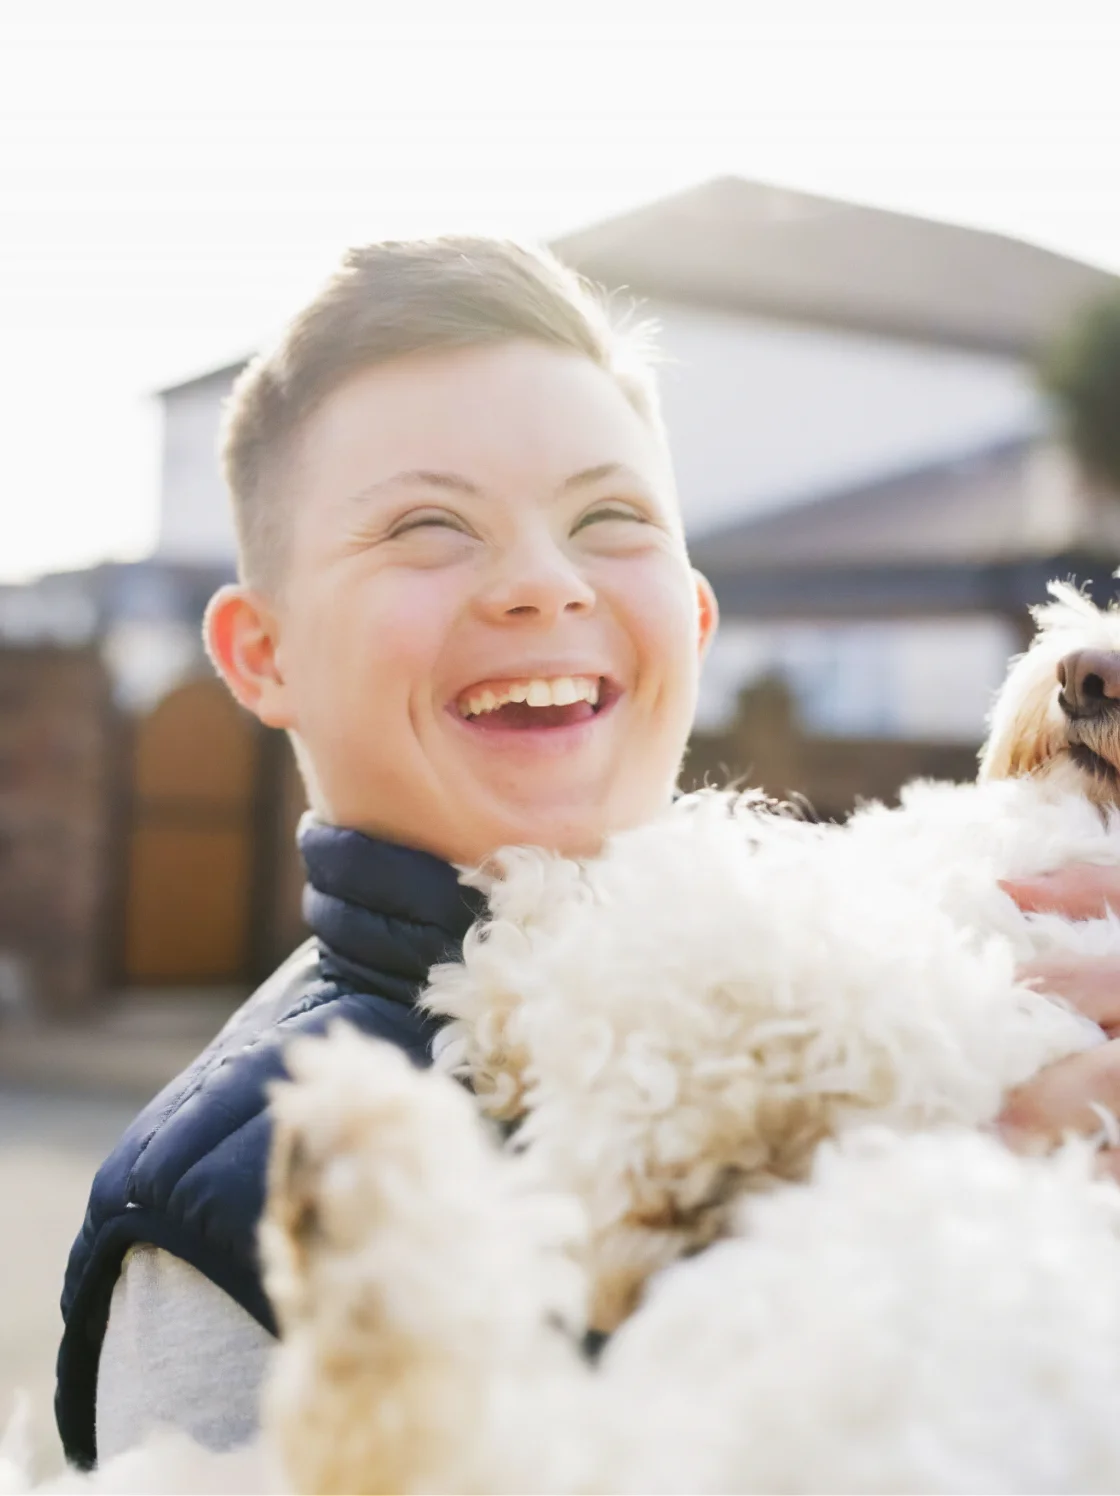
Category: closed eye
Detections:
[
  {"x1": 574, "y1": 505, "x2": 648, "y2": 531},
  {"x1": 387, "y1": 510, "x2": 472, "y2": 539}
]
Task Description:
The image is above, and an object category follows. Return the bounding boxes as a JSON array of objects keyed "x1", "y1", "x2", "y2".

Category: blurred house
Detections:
[
  {"x1": 159, "y1": 177, "x2": 1120, "y2": 743},
  {"x1": 3, "y1": 175, "x2": 1118, "y2": 1017},
  {"x1": 688, "y1": 436, "x2": 1120, "y2": 751},
  {"x1": 556, "y1": 178, "x2": 1120, "y2": 743}
]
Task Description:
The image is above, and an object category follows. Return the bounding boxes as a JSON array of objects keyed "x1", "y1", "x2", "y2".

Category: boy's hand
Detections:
[
  {"x1": 997, "y1": 1041, "x2": 1120, "y2": 1183},
  {"x1": 997, "y1": 864, "x2": 1120, "y2": 1180},
  {"x1": 1000, "y1": 864, "x2": 1120, "y2": 922},
  {"x1": 1001, "y1": 864, "x2": 1120, "y2": 1032}
]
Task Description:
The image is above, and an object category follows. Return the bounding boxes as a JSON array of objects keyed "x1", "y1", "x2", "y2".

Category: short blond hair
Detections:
[{"x1": 221, "y1": 237, "x2": 661, "y2": 589}]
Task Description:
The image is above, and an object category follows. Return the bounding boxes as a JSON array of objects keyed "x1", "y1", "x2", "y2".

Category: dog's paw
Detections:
[
  {"x1": 258, "y1": 1027, "x2": 593, "y2": 1496},
  {"x1": 261, "y1": 1023, "x2": 480, "y2": 1328}
]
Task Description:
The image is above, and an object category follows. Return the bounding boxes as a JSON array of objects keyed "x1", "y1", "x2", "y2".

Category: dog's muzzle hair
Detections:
[
  {"x1": 980, "y1": 582, "x2": 1120, "y2": 804},
  {"x1": 1057, "y1": 647, "x2": 1120, "y2": 789}
]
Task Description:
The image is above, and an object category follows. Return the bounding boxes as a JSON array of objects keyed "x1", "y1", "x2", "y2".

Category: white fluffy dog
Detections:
[
  {"x1": 261, "y1": 1040, "x2": 1120, "y2": 1495},
  {"x1": 14, "y1": 581, "x2": 1120, "y2": 1495}
]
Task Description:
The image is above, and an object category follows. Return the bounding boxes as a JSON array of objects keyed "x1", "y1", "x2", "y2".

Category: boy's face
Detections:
[{"x1": 211, "y1": 340, "x2": 716, "y2": 866}]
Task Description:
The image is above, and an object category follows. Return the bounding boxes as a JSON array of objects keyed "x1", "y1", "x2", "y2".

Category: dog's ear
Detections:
[
  {"x1": 980, "y1": 646, "x2": 1065, "y2": 782},
  {"x1": 982, "y1": 717, "x2": 1064, "y2": 780}
]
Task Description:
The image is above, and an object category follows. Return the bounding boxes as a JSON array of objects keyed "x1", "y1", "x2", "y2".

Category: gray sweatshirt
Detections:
[{"x1": 96, "y1": 1245, "x2": 270, "y2": 1461}]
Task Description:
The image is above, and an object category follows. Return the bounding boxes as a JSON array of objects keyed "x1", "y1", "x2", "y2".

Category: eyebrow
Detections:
[
  {"x1": 559, "y1": 462, "x2": 631, "y2": 492},
  {"x1": 349, "y1": 470, "x2": 482, "y2": 502},
  {"x1": 349, "y1": 462, "x2": 638, "y2": 505}
]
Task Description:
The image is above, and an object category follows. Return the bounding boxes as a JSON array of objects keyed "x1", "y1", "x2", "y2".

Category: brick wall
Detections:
[{"x1": 0, "y1": 647, "x2": 117, "y2": 1018}]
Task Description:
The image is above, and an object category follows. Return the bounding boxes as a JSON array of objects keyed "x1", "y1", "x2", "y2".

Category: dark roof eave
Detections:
[
  {"x1": 686, "y1": 437, "x2": 1036, "y2": 573},
  {"x1": 703, "y1": 554, "x2": 1120, "y2": 622}
]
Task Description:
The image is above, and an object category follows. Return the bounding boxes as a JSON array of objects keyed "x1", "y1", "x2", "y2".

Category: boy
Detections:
[
  {"x1": 56, "y1": 237, "x2": 718, "y2": 1467},
  {"x1": 56, "y1": 235, "x2": 1120, "y2": 1469}
]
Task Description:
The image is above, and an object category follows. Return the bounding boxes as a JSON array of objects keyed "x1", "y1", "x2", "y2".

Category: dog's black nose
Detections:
[{"x1": 1057, "y1": 649, "x2": 1120, "y2": 718}]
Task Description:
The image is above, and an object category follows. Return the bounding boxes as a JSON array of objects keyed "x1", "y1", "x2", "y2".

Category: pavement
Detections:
[
  {"x1": 0, "y1": 1086, "x2": 137, "y2": 1476},
  {"x1": 0, "y1": 987, "x2": 246, "y2": 1103},
  {"x1": 0, "y1": 990, "x2": 242, "y2": 1476}
]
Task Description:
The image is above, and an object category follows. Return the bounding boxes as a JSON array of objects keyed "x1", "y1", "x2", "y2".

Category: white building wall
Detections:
[
  {"x1": 156, "y1": 370, "x2": 239, "y2": 564},
  {"x1": 696, "y1": 616, "x2": 1021, "y2": 744},
  {"x1": 646, "y1": 300, "x2": 1044, "y2": 535},
  {"x1": 154, "y1": 306, "x2": 1044, "y2": 565}
]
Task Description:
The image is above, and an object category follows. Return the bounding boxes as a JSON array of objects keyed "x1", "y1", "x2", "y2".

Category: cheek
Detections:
[
  {"x1": 290, "y1": 571, "x2": 461, "y2": 717},
  {"x1": 616, "y1": 560, "x2": 701, "y2": 691}
]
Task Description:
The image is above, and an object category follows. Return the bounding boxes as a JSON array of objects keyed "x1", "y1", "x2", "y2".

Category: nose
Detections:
[
  {"x1": 1057, "y1": 649, "x2": 1120, "y2": 718},
  {"x1": 474, "y1": 538, "x2": 596, "y2": 625}
]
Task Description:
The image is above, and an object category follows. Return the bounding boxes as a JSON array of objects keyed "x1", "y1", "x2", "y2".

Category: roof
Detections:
[
  {"x1": 691, "y1": 439, "x2": 1120, "y2": 572},
  {"x1": 555, "y1": 176, "x2": 1118, "y2": 357},
  {"x1": 158, "y1": 360, "x2": 246, "y2": 398},
  {"x1": 688, "y1": 439, "x2": 1120, "y2": 621},
  {"x1": 157, "y1": 178, "x2": 1120, "y2": 397},
  {"x1": 0, "y1": 558, "x2": 236, "y2": 646}
]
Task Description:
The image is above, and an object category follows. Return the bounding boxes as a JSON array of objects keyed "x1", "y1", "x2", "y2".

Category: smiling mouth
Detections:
[{"x1": 454, "y1": 675, "x2": 619, "y2": 731}]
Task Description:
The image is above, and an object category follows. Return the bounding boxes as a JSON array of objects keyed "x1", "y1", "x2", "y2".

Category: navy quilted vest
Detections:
[{"x1": 55, "y1": 820, "x2": 482, "y2": 1468}]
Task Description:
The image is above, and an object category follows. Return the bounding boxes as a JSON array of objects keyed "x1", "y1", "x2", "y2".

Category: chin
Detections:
[
  {"x1": 478, "y1": 813, "x2": 608, "y2": 864},
  {"x1": 488, "y1": 789, "x2": 680, "y2": 865}
]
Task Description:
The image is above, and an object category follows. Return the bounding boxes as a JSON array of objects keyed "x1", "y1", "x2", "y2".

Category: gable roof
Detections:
[
  {"x1": 157, "y1": 175, "x2": 1120, "y2": 399},
  {"x1": 687, "y1": 439, "x2": 1120, "y2": 622},
  {"x1": 689, "y1": 439, "x2": 1120, "y2": 574},
  {"x1": 159, "y1": 360, "x2": 246, "y2": 399},
  {"x1": 555, "y1": 176, "x2": 1118, "y2": 356},
  {"x1": 689, "y1": 440, "x2": 1027, "y2": 572}
]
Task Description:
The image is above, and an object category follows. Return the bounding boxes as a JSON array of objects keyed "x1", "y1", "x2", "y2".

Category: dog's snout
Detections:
[{"x1": 1057, "y1": 648, "x2": 1120, "y2": 719}]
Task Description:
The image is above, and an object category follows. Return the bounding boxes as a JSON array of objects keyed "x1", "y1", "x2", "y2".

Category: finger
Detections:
[
  {"x1": 1000, "y1": 865, "x2": 1120, "y2": 921},
  {"x1": 1018, "y1": 956, "x2": 1120, "y2": 1030},
  {"x1": 998, "y1": 1040, "x2": 1120, "y2": 1145}
]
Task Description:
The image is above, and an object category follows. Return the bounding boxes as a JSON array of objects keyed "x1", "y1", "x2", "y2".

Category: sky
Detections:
[{"x1": 2, "y1": 0, "x2": 1120, "y2": 582}]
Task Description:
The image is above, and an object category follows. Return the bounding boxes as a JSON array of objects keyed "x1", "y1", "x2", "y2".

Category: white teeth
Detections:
[
  {"x1": 458, "y1": 675, "x2": 602, "y2": 717},
  {"x1": 460, "y1": 689, "x2": 499, "y2": 717}
]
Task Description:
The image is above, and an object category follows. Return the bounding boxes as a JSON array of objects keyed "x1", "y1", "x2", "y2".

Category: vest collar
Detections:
[{"x1": 298, "y1": 816, "x2": 483, "y2": 992}]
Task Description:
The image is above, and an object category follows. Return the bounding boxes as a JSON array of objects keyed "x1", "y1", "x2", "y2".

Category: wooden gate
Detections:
[{"x1": 122, "y1": 677, "x2": 260, "y2": 984}]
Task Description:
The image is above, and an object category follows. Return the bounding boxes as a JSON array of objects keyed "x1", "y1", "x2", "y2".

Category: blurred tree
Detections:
[{"x1": 1040, "y1": 290, "x2": 1120, "y2": 497}]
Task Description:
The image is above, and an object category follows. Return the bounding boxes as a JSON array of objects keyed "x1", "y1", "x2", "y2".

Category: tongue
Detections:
[{"x1": 474, "y1": 700, "x2": 597, "y2": 730}]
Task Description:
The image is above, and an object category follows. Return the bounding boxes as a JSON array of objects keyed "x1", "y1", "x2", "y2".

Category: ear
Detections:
[
  {"x1": 203, "y1": 584, "x2": 295, "y2": 729},
  {"x1": 978, "y1": 651, "x2": 1063, "y2": 782},
  {"x1": 693, "y1": 570, "x2": 719, "y2": 659}
]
